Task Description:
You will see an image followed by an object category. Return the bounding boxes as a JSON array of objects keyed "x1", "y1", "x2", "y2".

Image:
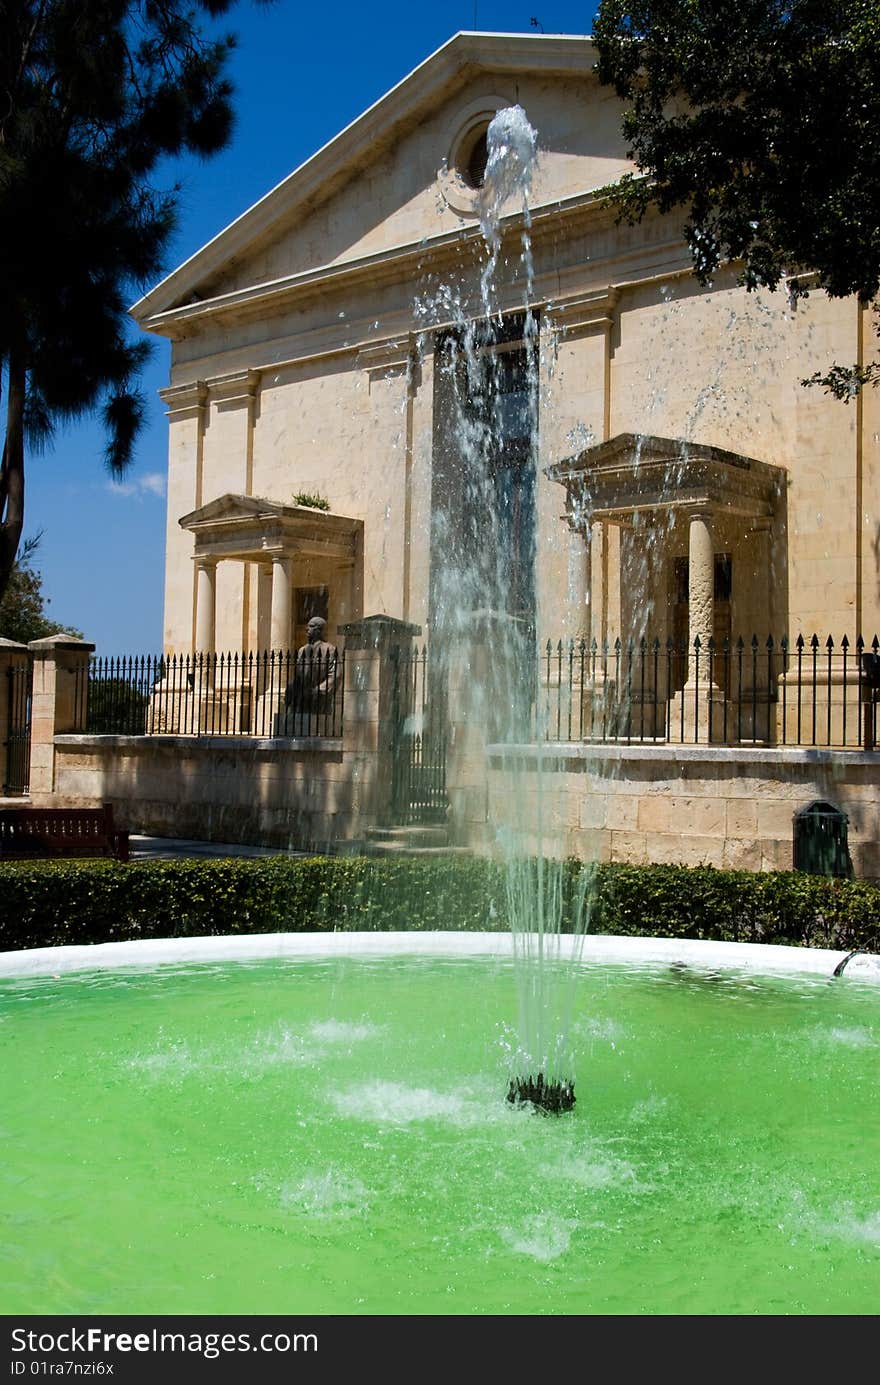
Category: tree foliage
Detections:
[
  {"x1": 0, "y1": 534, "x2": 83, "y2": 642},
  {"x1": 0, "y1": 0, "x2": 269, "y2": 603},
  {"x1": 593, "y1": 0, "x2": 880, "y2": 396}
]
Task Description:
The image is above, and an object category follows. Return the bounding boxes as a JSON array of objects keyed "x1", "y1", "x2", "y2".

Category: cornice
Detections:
[
  {"x1": 159, "y1": 380, "x2": 207, "y2": 420},
  {"x1": 547, "y1": 433, "x2": 786, "y2": 524},
  {"x1": 206, "y1": 369, "x2": 260, "y2": 409},
  {"x1": 550, "y1": 287, "x2": 621, "y2": 337},
  {"x1": 356, "y1": 337, "x2": 416, "y2": 379},
  {"x1": 138, "y1": 189, "x2": 632, "y2": 340}
]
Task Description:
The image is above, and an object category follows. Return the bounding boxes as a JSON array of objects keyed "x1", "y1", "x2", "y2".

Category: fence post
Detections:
[
  {"x1": 27, "y1": 636, "x2": 95, "y2": 797},
  {"x1": 338, "y1": 615, "x2": 421, "y2": 833},
  {"x1": 0, "y1": 639, "x2": 31, "y2": 796}
]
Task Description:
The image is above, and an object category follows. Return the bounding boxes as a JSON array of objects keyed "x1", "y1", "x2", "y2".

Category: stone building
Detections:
[
  {"x1": 132, "y1": 30, "x2": 879, "y2": 674},
  {"x1": 9, "y1": 31, "x2": 877, "y2": 872}
]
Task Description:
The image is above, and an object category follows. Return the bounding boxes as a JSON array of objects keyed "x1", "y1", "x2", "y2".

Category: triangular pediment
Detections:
[
  {"x1": 180, "y1": 494, "x2": 281, "y2": 527},
  {"x1": 547, "y1": 434, "x2": 786, "y2": 521},
  {"x1": 552, "y1": 433, "x2": 765, "y2": 475},
  {"x1": 133, "y1": 32, "x2": 631, "y2": 334},
  {"x1": 180, "y1": 493, "x2": 362, "y2": 562}
]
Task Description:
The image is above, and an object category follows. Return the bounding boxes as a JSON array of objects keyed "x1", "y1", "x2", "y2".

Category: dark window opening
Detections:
[
  {"x1": 673, "y1": 553, "x2": 732, "y2": 604},
  {"x1": 456, "y1": 126, "x2": 490, "y2": 190},
  {"x1": 431, "y1": 315, "x2": 538, "y2": 630},
  {"x1": 466, "y1": 129, "x2": 489, "y2": 188},
  {"x1": 294, "y1": 586, "x2": 329, "y2": 650}
]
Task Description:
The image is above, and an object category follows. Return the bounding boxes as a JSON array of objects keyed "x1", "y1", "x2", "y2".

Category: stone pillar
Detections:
[
  {"x1": 194, "y1": 558, "x2": 217, "y2": 654},
  {"x1": 564, "y1": 524, "x2": 591, "y2": 643},
  {"x1": 339, "y1": 615, "x2": 421, "y2": 833},
  {"x1": 604, "y1": 521, "x2": 622, "y2": 646},
  {"x1": 269, "y1": 555, "x2": 294, "y2": 650},
  {"x1": 159, "y1": 380, "x2": 206, "y2": 653},
  {"x1": 752, "y1": 518, "x2": 773, "y2": 632},
  {"x1": 27, "y1": 636, "x2": 95, "y2": 798},
  {"x1": 687, "y1": 510, "x2": 715, "y2": 683},
  {"x1": 669, "y1": 509, "x2": 726, "y2": 741},
  {"x1": 205, "y1": 370, "x2": 258, "y2": 649},
  {"x1": 0, "y1": 639, "x2": 30, "y2": 796},
  {"x1": 590, "y1": 521, "x2": 606, "y2": 649}
]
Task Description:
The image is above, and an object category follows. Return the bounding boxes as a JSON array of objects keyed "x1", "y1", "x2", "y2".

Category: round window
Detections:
[{"x1": 456, "y1": 125, "x2": 490, "y2": 190}]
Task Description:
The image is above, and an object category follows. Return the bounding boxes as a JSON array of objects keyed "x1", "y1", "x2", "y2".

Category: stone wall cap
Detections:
[
  {"x1": 488, "y1": 741, "x2": 880, "y2": 769},
  {"x1": 28, "y1": 635, "x2": 96, "y2": 653},
  {"x1": 54, "y1": 734, "x2": 343, "y2": 752},
  {"x1": 340, "y1": 614, "x2": 422, "y2": 641}
]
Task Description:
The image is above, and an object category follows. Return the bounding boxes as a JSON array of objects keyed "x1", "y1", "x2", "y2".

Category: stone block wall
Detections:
[
  {"x1": 484, "y1": 744, "x2": 880, "y2": 879},
  {"x1": 49, "y1": 735, "x2": 353, "y2": 849},
  {"x1": 36, "y1": 615, "x2": 421, "y2": 850}
]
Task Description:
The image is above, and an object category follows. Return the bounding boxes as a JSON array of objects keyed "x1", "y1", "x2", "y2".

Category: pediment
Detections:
[
  {"x1": 547, "y1": 434, "x2": 786, "y2": 521},
  {"x1": 133, "y1": 32, "x2": 632, "y2": 334},
  {"x1": 179, "y1": 493, "x2": 362, "y2": 562},
  {"x1": 180, "y1": 493, "x2": 273, "y2": 525}
]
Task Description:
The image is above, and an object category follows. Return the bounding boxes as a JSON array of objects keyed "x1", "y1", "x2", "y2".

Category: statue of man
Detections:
[{"x1": 285, "y1": 616, "x2": 338, "y2": 724}]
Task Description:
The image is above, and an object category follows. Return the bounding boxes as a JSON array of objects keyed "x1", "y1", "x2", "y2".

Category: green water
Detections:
[{"x1": 1, "y1": 955, "x2": 878, "y2": 1315}]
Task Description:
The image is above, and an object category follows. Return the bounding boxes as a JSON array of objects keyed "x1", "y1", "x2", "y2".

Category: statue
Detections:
[{"x1": 284, "y1": 616, "x2": 338, "y2": 731}]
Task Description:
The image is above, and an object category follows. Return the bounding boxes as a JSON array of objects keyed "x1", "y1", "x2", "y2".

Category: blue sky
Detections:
[{"x1": 29, "y1": 3, "x2": 599, "y2": 652}]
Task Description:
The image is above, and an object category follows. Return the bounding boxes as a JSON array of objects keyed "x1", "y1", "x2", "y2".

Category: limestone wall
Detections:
[
  {"x1": 42, "y1": 731, "x2": 879, "y2": 880},
  {"x1": 48, "y1": 735, "x2": 355, "y2": 850},
  {"x1": 144, "y1": 38, "x2": 878, "y2": 668},
  {"x1": 481, "y1": 744, "x2": 880, "y2": 880}
]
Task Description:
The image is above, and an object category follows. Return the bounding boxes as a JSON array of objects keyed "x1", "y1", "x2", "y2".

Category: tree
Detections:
[
  {"x1": 0, "y1": 0, "x2": 270, "y2": 604},
  {"x1": 593, "y1": 0, "x2": 880, "y2": 396},
  {"x1": 0, "y1": 534, "x2": 84, "y2": 642}
]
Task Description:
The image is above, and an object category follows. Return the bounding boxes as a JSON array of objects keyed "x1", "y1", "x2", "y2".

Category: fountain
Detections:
[
  {"x1": 2, "y1": 106, "x2": 879, "y2": 1318},
  {"x1": 1, "y1": 933, "x2": 878, "y2": 1315},
  {"x1": 419, "y1": 105, "x2": 596, "y2": 1113}
]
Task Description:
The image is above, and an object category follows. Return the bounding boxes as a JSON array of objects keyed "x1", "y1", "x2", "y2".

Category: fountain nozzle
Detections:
[{"x1": 507, "y1": 1072, "x2": 575, "y2": 1115}]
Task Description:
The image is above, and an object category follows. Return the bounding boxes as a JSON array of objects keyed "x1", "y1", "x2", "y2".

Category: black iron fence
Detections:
[
  {"x1": 391, "y1": 644, "x2": 448, "y2": 823},
  {"x1": 3, "y1": 661, "x2": 32, "y2": 794},
  {"x1": 539, "y1": 633, "x2": 880, "y2": 749},
  {"x1": 69, "y1": 631, "x2": 880, "y2": 753},
  {"x1": 81, "y1": 647, "x2": 345, "y2": 739}
]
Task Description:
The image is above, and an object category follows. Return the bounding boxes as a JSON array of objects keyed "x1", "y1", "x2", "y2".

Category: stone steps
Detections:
[{"x1": 362, "y1": 825, "x2": 471, "y2": 858}]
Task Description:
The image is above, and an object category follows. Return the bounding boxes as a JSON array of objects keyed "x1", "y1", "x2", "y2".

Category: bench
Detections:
[{"x1": 0, "y1": 804, "x2": 130, "y2": 862}]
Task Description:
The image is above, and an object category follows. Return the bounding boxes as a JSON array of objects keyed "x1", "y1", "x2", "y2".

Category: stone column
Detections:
[
  {"x1": 269, "y1": 555, "x2": 294, "y2": 650},
  {"x1": 159, "y1": 380, "x2": 206, "y2": 653},
  {"x1": 752, "y1": 518, "x2": 773, "y2": 632},
  {"x1": 669, "y1": 508, "x2": 726, "y2": 741},
  {"x1": 687, "y1": 509, "x2": 715, "y2": 684},
  {"x1": 585, "y1": 521, "x2": 601, "y2": 648},
  {"x1": 194, "y1": 558, "x2": 217, "y2": 654},
  {"x1": 27, "y1": 636, "x2": 95, "y2": 798},
  {"x1": 565, "y1": 523, "x2": 591, "y2": 643}
]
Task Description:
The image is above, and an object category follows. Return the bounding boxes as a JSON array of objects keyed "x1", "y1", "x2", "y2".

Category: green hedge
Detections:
[{"x1": 0, "y1": 854, "x2": 877, "y2": 954}]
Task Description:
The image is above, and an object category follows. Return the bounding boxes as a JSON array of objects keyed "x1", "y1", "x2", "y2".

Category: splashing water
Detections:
[
  {"x1": 479, "y1": 105, "x2": 537, "y2": 307},
  {"x1": 416, "y1": 106, "x2": 593, "y2": 1109}
]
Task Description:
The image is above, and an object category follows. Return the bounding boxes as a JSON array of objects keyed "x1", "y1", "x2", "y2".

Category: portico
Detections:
[
  {"x1": 179, "y1": 494, "x2": 364, "y2": 654},
  {"x1": 547, "y1": 434, "x2": 787, "y2": 738}
]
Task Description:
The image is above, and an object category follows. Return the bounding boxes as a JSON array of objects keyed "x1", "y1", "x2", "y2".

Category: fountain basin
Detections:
[{"x1": 1, "y1": 934, "x2": 878, "y2": 1315}]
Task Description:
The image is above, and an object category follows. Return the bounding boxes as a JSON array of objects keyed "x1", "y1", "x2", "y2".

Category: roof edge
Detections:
[{"x1": 131, "y1": 31, "x2": 597, "y2": 323}]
